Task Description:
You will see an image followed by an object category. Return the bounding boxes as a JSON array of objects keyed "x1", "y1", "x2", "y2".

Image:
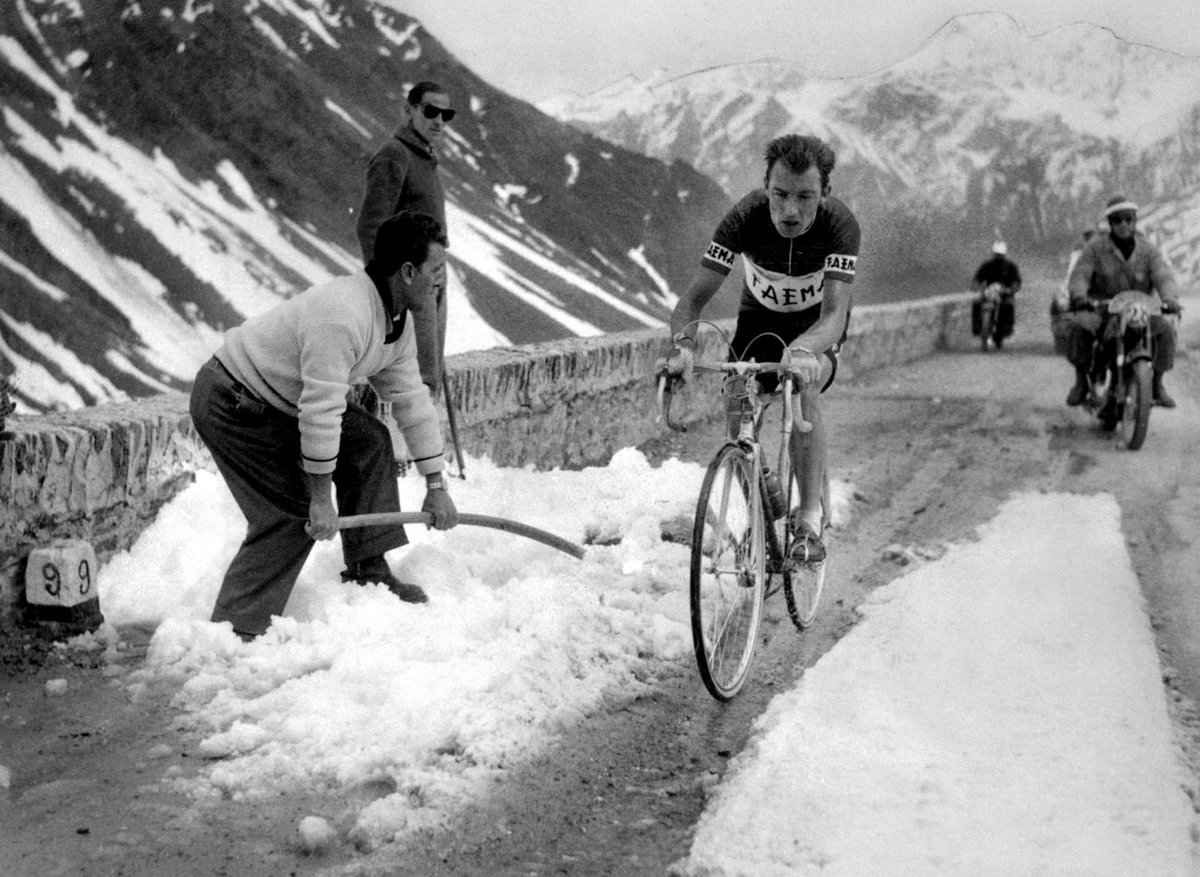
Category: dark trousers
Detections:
[
  {"x1": 1064, "y1": 312, "x2": 1176, "y2": 374},
  {"x1": 189, "y1": 358, "x2": 406, "y2": 635}
]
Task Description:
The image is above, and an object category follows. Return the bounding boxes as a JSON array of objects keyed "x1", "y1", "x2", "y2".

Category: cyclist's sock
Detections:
[{"x1": 797, "y1": 509, "x2": 823, "y2": 536}]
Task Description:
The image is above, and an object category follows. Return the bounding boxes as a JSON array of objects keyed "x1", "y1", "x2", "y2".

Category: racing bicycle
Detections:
[{"x1": 657, "y1": 347, "x2": 830, "y2": 701}]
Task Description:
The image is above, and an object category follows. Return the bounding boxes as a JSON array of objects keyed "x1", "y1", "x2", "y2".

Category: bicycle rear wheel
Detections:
[
  {"x1": 783, "y1": 467, "x2": 829, "y2": 631},
  {"x1": 690, "y1": 443, "x2": 765, "y2": 701}
]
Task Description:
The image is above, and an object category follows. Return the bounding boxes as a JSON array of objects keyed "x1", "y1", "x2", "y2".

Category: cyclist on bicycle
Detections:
[
  {"x1": 658, "y1": 133, "x2": 861, "y2": 564},
  {"x1": 1064, "y1": 195, "x2": 1181, "y2": 408}
]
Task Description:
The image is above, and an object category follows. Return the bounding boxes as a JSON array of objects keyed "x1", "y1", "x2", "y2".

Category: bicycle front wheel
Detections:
[{"x1": 690, "y1": 443, "x2": 766, "y2": 701}]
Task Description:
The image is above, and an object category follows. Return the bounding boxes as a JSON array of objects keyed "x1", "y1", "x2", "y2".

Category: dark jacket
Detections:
[
  {"x1": 1067, "y1": 232, "x2": 1177, "y2": 304},
  {"x1": 356, "y1": 125, "x2": 447, "y2": 261},
  {"x1": 973, "y1": 255, "x2": 1022, "y2": 292},
  {"x1": 356, "y1": 125, "x2": 448, "y2": 393}
]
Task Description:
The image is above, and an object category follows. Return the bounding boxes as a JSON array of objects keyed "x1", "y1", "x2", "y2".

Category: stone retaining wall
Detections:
[{"x1": 0, "y1": 293, "x2": 973, "y2": 615}]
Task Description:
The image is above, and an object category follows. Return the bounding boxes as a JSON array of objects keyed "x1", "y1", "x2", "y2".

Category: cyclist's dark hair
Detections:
[
  {"x1": 371, "y1": 211, "x2": 447, "y2": 274},
  {"x1": 407, "y1": 80, "x2": 447, "y2": 106},
  {"x1": 763, "y1": 134, "x2": 836, "y2": 191}
]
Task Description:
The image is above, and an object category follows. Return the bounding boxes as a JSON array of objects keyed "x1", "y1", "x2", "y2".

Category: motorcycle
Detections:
[
  {"x1": 1075, "y1": 291, "x2": 1178, "y2": 451},
  {"x1": 973, "y1": 282, "x2": 1013, "y2": 351}
]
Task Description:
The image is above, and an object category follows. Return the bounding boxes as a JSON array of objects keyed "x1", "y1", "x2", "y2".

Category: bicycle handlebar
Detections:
[{"x1": 656, "y1": 359, "x2": 814, "y2": 435}]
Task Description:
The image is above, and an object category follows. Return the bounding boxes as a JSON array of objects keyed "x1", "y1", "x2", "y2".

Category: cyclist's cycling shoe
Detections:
[{"x1": 788, "y1": 517, "x2": 826, "y2": 566}]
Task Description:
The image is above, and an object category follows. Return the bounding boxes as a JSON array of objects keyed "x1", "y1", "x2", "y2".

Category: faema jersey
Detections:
[{"x1": 701, "y1": 190, "x2": 860, "y2": 315}]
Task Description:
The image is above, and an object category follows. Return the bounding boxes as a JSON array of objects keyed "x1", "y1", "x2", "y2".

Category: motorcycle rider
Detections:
[
  {"x1": 1064, "y1": 195, "x2": 1181, "y2": 408},
  {"x1": 971, "y1": 241, "x2": 1022, "y2": 348}
]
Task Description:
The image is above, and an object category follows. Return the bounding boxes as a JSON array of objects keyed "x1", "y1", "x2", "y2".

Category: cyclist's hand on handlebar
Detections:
[
  {"x1": 656, "y1": 343, "x2": 694, "y2": 382},
  {"x1": 784, "y1": 346, "x2": 822, "y2": 386}
]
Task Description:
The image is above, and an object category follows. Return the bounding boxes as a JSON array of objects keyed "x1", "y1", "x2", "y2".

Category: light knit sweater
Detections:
[{"x1": 215, "y1": 271, "x2": 444, "y2": 476}]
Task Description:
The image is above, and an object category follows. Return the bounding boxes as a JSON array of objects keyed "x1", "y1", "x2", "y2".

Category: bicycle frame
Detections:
[{"x1": 659, "y1": 359, "x2": 808, "y2": 577}]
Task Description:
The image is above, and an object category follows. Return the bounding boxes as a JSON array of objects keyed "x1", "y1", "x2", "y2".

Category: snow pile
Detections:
[
  {"x1": 681, "y1": 492, "x2": 1195, "y2": 876},
  {"x1": 102, "y1": 449, "x2": 821, "y2": 847}
]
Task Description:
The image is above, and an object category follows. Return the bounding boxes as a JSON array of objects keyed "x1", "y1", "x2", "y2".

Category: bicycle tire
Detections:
[
  {"x1": 1121, "y1": 359, "x2": 1152, "y2": 450},
  {"x1": 783, "y1": 466, "x2": 829, "y2": 631},
  {"x1": 690, "y1": 443, "x2": 765, "y2": 701}
]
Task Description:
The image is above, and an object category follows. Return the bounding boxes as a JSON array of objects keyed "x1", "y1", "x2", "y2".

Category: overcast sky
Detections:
[{"x1": 387, "y1": 0, "x2": 1200, "y2": 102}]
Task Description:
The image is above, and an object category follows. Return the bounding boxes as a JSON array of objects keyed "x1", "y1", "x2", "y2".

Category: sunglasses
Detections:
[
  {"x1": 420, "y1": 104, "x2": 456, "y2": 122},
  {"x1": 1109, "y1": 212, "x2": 1137, "y2": 225}
]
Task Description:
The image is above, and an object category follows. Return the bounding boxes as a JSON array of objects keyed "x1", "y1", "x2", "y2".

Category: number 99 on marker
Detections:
[{"x1": 25, "y1": 539, "x2": 99, "y2": 609}]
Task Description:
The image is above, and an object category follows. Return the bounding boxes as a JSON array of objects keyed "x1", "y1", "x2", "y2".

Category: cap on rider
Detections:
[{"x1": 1103, "y1": 196, "x2": 1139, "y2": 219}]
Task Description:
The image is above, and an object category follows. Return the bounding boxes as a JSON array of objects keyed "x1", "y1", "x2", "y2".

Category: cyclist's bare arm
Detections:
[
  {"x1": 788, "y1": 277, "x2": 852, "y2": 356},
  {"x1": 670, "y1": 266, "x2": 726, "y2": 342}
]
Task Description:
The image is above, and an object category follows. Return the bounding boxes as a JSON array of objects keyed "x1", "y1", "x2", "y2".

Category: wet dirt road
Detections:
[{"x1": 2, "y1": 278, "x2": 1198, "y2": 876}]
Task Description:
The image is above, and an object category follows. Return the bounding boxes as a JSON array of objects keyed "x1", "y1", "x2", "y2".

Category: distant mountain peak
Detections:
[{"x1": 544, "y1": 14, "x2": 1200, "y2": 299}]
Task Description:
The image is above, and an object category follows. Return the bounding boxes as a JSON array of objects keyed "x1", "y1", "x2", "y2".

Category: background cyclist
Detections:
[{"x1": 658, "y1": 133, "x2": 861, "y2": 563}]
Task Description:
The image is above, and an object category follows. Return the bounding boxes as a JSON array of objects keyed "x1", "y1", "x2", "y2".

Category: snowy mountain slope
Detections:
[
  {"x1": 0, "y1": 0, "x2": 730, "y2": 413},
  {"x1": 543, "y1": 13, "x2": 1200, "y2": 292}
]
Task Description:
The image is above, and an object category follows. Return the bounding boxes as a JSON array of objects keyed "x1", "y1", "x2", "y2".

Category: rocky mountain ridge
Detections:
[{"x1": 0, "y1": 0, "x2": 730, "y2": 412}]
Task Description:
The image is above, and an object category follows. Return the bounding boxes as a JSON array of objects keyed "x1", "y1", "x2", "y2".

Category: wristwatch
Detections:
[{"x1": 427, "y1": 477, "x2": 447, "y2": 492}]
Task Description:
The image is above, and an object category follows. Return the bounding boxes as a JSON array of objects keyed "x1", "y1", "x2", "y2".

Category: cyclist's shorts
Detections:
[{"x1": 728, "y1": 308, "x2": 848, "y2": 394}]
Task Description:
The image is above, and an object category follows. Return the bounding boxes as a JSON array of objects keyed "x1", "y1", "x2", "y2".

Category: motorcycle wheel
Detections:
[
  {"x1": 1121, "y1": 360, "x2": 1152, "y2": 450},
  {"x1": 979, "y1": 305, "x2": 994, "y2": 352},
  {"x1": 1096, "y1": 369, "x2": 1120, "y2": 432}
]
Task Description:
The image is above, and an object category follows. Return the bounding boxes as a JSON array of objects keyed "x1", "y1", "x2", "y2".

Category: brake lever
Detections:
[{"x1": 656, "y1": 375, "x2": 688, "y2": 433}]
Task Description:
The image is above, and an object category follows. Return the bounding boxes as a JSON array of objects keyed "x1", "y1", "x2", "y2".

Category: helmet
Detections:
[{"x1": 991, "y1": 241, "x2": 1007, "y2": 256}]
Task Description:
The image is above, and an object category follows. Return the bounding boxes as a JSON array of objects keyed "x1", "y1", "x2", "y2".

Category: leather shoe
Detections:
[
  {"x1": 1153, "y1": 386, "x2": 1176, "y2": 408},
  {"x1": 1065, "y1": 382, "x2": 1088, "y2": 407},
  {"x1": 342, "y1": 559, "x2": 429, "y2": 603}
]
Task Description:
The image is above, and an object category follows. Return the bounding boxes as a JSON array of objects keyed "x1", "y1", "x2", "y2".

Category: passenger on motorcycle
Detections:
[
  {"x1": 1064, "y1": 195, "x2": 1182, "y2": 408},
  {"x1": 657, "y1": 133, "x2": 860, "y2": 565},
  {"x1": 1051, "y1": 229, "x2": 1097, "y2": 355},
  {"x1": 971, "y1": 241, "x2": 1022, "y2": 348}
]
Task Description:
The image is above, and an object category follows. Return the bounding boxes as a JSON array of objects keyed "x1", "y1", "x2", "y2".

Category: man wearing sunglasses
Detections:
[
  {"x1": 357, "y1": 81, "x2": 456, "y2": 397},
  {"x1": 1064, "y1": 195, "x2": 1181, "y2": 408}
]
